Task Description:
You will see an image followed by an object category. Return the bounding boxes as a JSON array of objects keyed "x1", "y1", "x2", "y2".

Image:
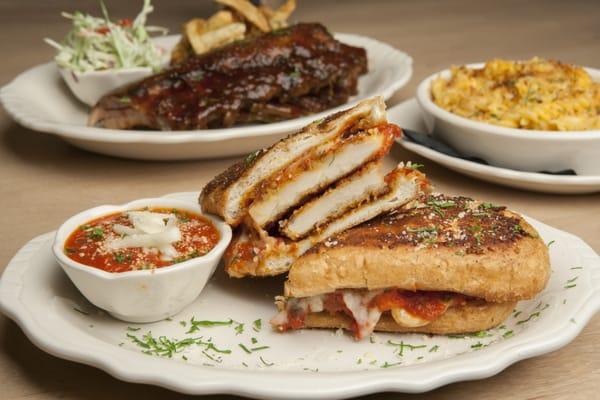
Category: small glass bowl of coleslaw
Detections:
[{"x1": 45, "y1": 0, "x2": 169, "y2": 106}]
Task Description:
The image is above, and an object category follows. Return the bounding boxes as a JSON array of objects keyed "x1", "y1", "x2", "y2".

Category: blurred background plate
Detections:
[
  {"x1": 0, "y1": 34, "x2": 412, "y2": 161},
  {"x1": 390, "y1": 99, "x2": 600, "y2": 194}
]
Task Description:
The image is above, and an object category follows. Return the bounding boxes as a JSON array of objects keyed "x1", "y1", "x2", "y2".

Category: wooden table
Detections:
[{"x1": 1, "y1": 0, "x2": 599, "y2": 399}]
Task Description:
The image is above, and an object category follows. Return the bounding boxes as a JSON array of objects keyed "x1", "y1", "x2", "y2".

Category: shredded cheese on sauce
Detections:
[{"x1": 107, "y1": 211, "x2": 181, "y2": 260}]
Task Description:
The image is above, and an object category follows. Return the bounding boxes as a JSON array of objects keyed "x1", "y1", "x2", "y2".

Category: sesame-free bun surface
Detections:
[{"x1": 285, "y1": 194, "x2": 550, "y2": 302}]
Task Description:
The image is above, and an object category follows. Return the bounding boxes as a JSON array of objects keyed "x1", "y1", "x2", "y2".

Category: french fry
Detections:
[
  {"x1": 171, "y1": 0, "x2": 297, "y2": 64},
  {"x1": 188, "y1": 22, "x2": 246, "y2": 55},
  {"x1": 268, "y1": 0, "x2": 296, "y2": 29},
  {"x1": 207, "y1": 10, "x2": 235, "y2": 30},
  {"x1": 216, "y1": 0, "x2": 271, "y2": 32}
]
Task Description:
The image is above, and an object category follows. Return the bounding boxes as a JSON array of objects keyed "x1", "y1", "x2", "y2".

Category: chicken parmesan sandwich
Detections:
[
  {"x1": 200, "y1": 97, "x2": 430, "y2": 278},
  {"x1": 271, "y1": 194, "x2": 550, "y2": 339}
]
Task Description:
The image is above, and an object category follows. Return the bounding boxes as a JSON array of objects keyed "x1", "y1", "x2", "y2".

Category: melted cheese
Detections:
[
  {"x1": 341, "y1": 290, "x2": 382, "y2": 339},
  {"x1": 107, "y1": 211, "x2": 181, "y2": 261},
  {"x1": 390, "y1": 308, "x2": 431, "y2": 327},
  {"x1": 270, "y1": 295, "x2": 324, "y2": 327}
]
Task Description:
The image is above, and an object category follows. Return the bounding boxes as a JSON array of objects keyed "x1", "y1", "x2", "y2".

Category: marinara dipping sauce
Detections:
[{"x1": 64, "y1": 208, "x2": 220, "y2": 273}]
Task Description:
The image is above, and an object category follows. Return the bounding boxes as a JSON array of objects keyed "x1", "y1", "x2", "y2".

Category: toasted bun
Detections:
[
  {"x1": 302, "y1": 300, "x2": 515, "y2": 335},
  {"x1": 285, "y1": 194, "x2": 550, "y2": 302}
]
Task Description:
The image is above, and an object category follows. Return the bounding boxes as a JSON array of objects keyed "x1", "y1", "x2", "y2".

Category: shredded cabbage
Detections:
[{"x1": 44, "y1": 0, "x2": 168, "y2": 73}]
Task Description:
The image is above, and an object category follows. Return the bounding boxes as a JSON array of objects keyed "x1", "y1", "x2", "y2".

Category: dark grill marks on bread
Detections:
[{"x1": 308, "y1": 194, "x2": 536, "y2": 255}]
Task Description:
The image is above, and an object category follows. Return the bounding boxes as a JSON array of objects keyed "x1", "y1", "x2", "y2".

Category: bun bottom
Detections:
[{"x1": 303, "y1": 300, "x2": 516, "y2": 335}]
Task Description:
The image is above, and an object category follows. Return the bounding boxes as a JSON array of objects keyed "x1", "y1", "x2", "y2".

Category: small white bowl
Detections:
[
  {"x1": 416, "y1": 64, "x2": 600, "y2": 175},
  {"x1": 58, "y1": 66, "x2": 154, "y2": 107},
  {"x1": 52, "y1": 198, "x2": 232, "y2": 323}
]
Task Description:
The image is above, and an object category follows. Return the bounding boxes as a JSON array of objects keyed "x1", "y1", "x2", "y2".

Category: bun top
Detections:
[
  {"x1": 307, "y1": 193, "x2": 537, "y2": 255},
  {"x1": 286, "y1": 194, "x2": 550, "y2": 301}
]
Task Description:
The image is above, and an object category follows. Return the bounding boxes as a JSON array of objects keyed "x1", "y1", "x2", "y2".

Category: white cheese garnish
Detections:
[{"x1": 107, "y1": 211, "x2": 181, "y2": 261}]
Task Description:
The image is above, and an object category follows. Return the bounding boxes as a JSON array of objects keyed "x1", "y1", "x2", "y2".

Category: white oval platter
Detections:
[
  {"x1": 0, "y1": 34, "x2": 412, "y2": 160},
  {"x1": 0, "y1": 192, "x2": 599, "y2": 398}
]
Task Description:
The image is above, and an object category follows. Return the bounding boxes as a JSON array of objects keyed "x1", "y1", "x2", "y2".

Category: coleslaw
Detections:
[{"x1": 44, "y1": 0, "x2": 168, "y2": 73}]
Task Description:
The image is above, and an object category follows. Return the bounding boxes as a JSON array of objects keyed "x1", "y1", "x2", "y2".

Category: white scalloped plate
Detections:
[
  {"x1": 389, "y1": 99, "x2": 600, "y2": 194},
  {"x1": 1, "y1": 192, "x2": 599, "y2": 398},
  {"x1": 0, "y1": 34, "x2": 412, "y2": 160}
]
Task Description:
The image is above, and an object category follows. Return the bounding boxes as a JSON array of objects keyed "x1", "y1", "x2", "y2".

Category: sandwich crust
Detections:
[
  {"x1": 301, "y1": 300, "x2": 515, "y2": 335},
  {"x1": 285, "y1": 194, "x2": 550, "y2": 302}
]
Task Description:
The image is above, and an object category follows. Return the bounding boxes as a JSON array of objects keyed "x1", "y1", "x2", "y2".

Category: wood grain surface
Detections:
[{"x1": 1, "y1": 0, "x2": 599, "y2": 399}]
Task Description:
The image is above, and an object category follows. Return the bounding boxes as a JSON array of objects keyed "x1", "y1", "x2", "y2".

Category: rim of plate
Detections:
[
  {"x1": 1, "y1": 194, "x2": 599, "y2": 398},
  {"x1": 399, "y1": 139, "x2": 600, "y2": 185},
  {"x1": 0, "y1": 33, "x2": 413, "y2": 145},
  {"x1": 417, "y1": 63, "x2": 600, "y2": 141},
  {"x1": 389, "y1": 98, "x2": 600, "y2": 185}
]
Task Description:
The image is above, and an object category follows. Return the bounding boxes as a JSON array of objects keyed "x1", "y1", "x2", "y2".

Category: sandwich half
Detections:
[
  {"x1": 271, "y1": 194, "x2": 550, "y2": 339},
  {"x1": 224, "y1": 165, "x2": 430, "y2": 277},
  {"x1": 200, "y1": 96, "x2": 387, "y2": 226}
]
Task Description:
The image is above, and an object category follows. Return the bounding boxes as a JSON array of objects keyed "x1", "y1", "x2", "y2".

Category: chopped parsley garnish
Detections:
[
  {"x1": 238, "y1": 343, "x2": 252, "y2": 354},
  {"x1": 470, "y1": 330, "x2": 493, "y2": 338},
  {"x1": 547, "y1": 240, "x2": 556, "y2": 247},
  {"x1": 407, "y1": 162, "x2": 424, "y2": 170},
  {"x1": 114, "y1": 253, "x2": 127, "y2": 263},
  {"x1": 428, "y1": 200, "x2": 456, "y2": 208},
  {"x1": 202, "y1": 351, "x2": 222, "y2": 363},
  {"x1": 429, "y1": 345, "x2": 439, "y2": 353},
  {"x1": 186, "y1": 317, "x2": 233, "y2": 334},
  {"x1": 516, "y1": 311, "x2": 541, "y2": 325},
  {"x1": 127, "y1": 326, "x2": 141, "y2": 331},
  {"x1": 386, "y1": 340, "x2": 427, "y2": 356},
  {"x1": 381, "y1": 361, "x2": 402, "y2": 368},
  {"x1": 250, "y1": 346, "x2": 270, "y2": 352},
  {"x1": 119, "y1": 96, "x2": 131, "y2": 104},
  {"x1": 259, "y1": 356, "x2": 274, "y2": 367},
  {"x1": 252, "y1": 319, "x2": 262, "y2": 332},
  {"x1": 570, "y1": 266, "x2": 583, "y2": 270},
  {"x1": 87, "y1": 227, "x2": 105, "y2": 240},
  {"x1": 503, "y1": 330, "x2": 514, "y2": 338},
  {"x1": 407, "y1": 226, "x2": 437, "y2": 234},
  {"x1": 244, "y1": 150, "x2": 261, "y2": 166},
  {"x1": 471, "y1": 342, "x2": 485, "y2": 350},
  {"x1": 480, "y1": 202, "x2": 498, "y2": 209},
  {"x1": 513, "y1": 224, "x2": 526, "y2": 234},
  {"x1": 234, "y1": 321, "x2": 245, "y2": 335},
  {"x1": 564, "y1": 276, "x2": 578, "y2": 289},
  {"x1": 126, "y1": 330, "x2": 233, "y2": 359}
]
